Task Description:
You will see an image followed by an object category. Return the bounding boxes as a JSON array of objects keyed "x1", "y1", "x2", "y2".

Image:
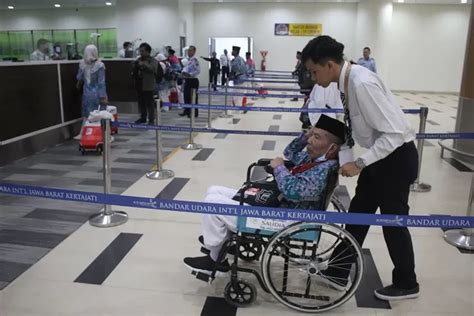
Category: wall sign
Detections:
[{"x1": 274, "y1": 23, "x2": 322, "y2": 36}]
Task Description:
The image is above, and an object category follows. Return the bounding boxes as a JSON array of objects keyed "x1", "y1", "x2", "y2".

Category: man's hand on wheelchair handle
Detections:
[
  {"x1": 270, "y1": 157, "x2": 285, "y2": 169},
  {"x1": 339, "y1": 162, "x2": 362, "y2": 177}
]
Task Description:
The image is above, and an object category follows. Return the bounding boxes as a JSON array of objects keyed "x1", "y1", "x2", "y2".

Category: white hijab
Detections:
[{"x1": 79, "y1": 44, "x2": 104, "y2": 84}]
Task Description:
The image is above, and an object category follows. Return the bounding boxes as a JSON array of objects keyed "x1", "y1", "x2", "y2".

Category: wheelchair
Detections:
[{"x1": 192, "y1": 159, "x2": 364, "y2": 313}]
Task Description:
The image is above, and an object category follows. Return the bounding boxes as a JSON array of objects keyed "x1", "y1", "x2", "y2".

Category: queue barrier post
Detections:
[
  {"x1": 89, "y1": 118, "x2": 128, "y2": 227},
  {"x1": 219, "y1": 79, "x2": 233, "y2": 118},
  {"x1": 181, "y1": 89, "x2": 203, "y2": 150},
  {"x1": 207, "y1": 83, "x2": 212, "y2": 128},
  {"x1": 410, "y1": 107, "x2": 432, "y2": 193},
  {"x1": 146, "y1": 99, "x2": 175, "y2": 180},
  {"x1": 443, "y1": 172, "x2": 474, "y2": 250}
]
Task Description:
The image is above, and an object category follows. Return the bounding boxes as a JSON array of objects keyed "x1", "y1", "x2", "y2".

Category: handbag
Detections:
[{"x1": 232, "y1": 181, "x2": 282, "y2": 207}]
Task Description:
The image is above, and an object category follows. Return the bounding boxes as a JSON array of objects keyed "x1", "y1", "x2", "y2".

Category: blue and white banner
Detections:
[
  {"x1": 206, "y1": 86, "x2": 310, "y2": 92},
  {"x1": 241, "y1": 79, "x2": 298, "y2": 84},
  {"x1": 163, "y1": 102, "x2": 344, "y2": 113},
  {"x1": 116, "y1": 122, "x2": 301, "y2": 137},
  {"x1": 197, "y1": 90, "x2": 304, "y2": 99},
  {"x1": 115, "y1": 121, "x2": 474, "y2": 140},
  {"x1": 0, "y1": 183, "x2": 471, "y2": 229},
  {"x1": 163, "y1": 103, "x2": 421, "y2": 115},
  {"x1": 416, "y1": 132, "x2": 474, "y2": 140},
  {"x1": 254, "y1": 70, "x2": 293, "y2": 74}
]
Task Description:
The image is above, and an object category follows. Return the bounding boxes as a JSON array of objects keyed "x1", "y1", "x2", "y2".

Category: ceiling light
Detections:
[
  {"x1": 105, "y1": 2, "x2": 112, "y2": 5},
  {"x1": 8, "y1": 5, "x2": 14, "y2": 9},
  {"x1": 398, "y1": 0, "x2": 404, "y2": 3},
  {"x1": 461, "y1": 0, "x2": 467, "y2": 3},
  {"x1": 54, "y1": 4, "x2": 61, "y2": 8}
]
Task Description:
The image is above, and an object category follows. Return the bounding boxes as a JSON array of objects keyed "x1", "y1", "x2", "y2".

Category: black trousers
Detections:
[
  {"x1": 137, "y1": 89, "x2": 155, "y2": 122},
  {"x1": 326, "y1": 141, "x2": 419, "y2": 289},
  {"x1": 183, "y1": 78, "x2": 199, "y2": 117},
  {"x1": 209, "y1": 70, "x2": 218, "y2": 90},
  {"x1": 221, "y1": 66, "x2": 230, "y2": 85}
]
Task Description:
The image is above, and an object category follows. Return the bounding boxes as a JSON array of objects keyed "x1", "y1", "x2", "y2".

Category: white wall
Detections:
[
  {"x1": 0, "y1": 8, "x2": 117, "y2": 30},
  {"x1": 194, "y1": 2, "x2": 470, "y2": 93},
  {"x1": 354, "y1": 0, "x2": 393, "y2": 83},
  {"x1": 116, "y1": 0, "x2": 180, "y2": 55},
  {"x1": 387, "y1": 4, "x2": 470, "y2": 92},
  {"x1": 194, "y1": 2, "x2": 358, "y2": 85}
]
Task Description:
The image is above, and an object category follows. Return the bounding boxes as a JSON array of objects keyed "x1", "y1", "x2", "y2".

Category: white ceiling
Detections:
[{"x1": 0, "y1": 0, "x2": 470, "y2": 10}]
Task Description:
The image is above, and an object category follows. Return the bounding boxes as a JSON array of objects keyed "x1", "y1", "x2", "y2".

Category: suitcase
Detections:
[
  {"x1": 78, "y1": 106, "x2": 114, "y2": 155},
  {"x1": 79, "y1": 121, "x2": 103, "y2": 155},
  {"x1": 169, "y1": 88, "x2": 179, "y2": 103}
]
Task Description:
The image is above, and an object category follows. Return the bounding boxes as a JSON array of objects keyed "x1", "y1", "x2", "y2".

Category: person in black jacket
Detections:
[
  {"x1": 201, "y1": 52, "x2": 220, "y2": 91},
  {"x1": 131, "y1": 43, "x2": 160, "y2": 124}
]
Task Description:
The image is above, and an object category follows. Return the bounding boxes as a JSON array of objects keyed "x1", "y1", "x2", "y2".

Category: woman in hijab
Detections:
[{"x1": 75, "y1": 44, "x2": 108, "y2": 139}]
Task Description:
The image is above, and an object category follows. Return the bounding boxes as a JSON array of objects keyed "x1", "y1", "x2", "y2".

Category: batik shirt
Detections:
[
  {"x1": 183, "y1": 56, "x2": 200, "y2": 78},
  {"x1": 230, "y1": 55, "x2": 247, "y2": 85},
  {"x1": 273, "y1": 133, "x2": 339, "y2": 204}
]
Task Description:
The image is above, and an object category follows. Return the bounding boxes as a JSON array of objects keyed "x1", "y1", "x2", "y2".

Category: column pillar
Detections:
[{"x1": 454, "y1": 4, "x2": 474, "y2": 164}]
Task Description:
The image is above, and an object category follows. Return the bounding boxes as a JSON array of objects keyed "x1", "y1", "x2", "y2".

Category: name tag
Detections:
[{"x1": 246, "y1": 218, "x2": 295, "y2": 232}]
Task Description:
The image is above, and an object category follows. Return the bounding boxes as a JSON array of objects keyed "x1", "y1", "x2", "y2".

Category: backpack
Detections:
[
  {"x1": 298, "y1": 65, "x2": 314, "y2": 91},
  {"x1": 155, "y1": 60, "x2": 164, "y2": 83}
]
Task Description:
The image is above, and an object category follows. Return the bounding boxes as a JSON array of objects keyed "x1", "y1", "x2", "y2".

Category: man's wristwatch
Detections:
[{"x1": 354, "y1": 158, "x2": 366, "y2": 170}]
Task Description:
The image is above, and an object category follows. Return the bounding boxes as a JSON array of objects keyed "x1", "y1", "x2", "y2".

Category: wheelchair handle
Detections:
[{"x1": 257, "y1": 158, "x2": 272, "y2": 166}]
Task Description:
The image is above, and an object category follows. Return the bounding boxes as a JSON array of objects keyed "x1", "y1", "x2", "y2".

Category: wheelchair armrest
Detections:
[
  {"x1": 263, "y1": 160, "x2": 295, "y2": 175},
  {"x1": 257, "y1": 158, "x2": 272, "y2": 166}
]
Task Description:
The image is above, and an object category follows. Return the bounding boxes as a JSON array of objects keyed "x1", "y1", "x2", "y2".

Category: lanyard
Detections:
[
  {"x1": 344, "y1": 63, "x2": 351, "y2": 104},
  {"x1": 290, "y1": 160, "x2": 327, "y2": 175}
]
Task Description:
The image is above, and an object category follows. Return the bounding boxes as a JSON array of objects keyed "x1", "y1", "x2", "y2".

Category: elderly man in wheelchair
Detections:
[{"x1": 183, "y1": 115, "x2": 364, "y2": 312}]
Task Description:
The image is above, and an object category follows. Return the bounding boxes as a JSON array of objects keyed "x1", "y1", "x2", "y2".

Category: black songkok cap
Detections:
[
  {"x1": 232, "y1": 46, "x2": 241, "y2": 53},
  {"x1": 315, "y1": 114, "x2": 346, "y2": 142}
]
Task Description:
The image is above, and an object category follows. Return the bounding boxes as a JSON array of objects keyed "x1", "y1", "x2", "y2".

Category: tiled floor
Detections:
[{"x1": 0, "y1": 90, "x2": 472, "y2": 316}]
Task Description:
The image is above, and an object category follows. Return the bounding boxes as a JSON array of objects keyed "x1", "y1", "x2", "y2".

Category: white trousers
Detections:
[{"x1": 202, "y1": 185, "x2": 242, "y2": 261}]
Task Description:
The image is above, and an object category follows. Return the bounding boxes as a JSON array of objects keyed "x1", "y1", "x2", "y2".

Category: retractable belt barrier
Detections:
[
  {"x1": 241, "y1": 79, "x2": 298, "y2": 84},
  {"x1": 115, "y1": 121, "x2": 474, "y2": 140},
  {"x1": 254, "y1": 70, "x2": 293, "y2": 74},
  {"x1": 163, "y1": 102, "x2": 421, "y2": 114},
  {"x1": 208, "y1": 86, "x2": 310, "y2": 93},
  {"x1": 198, "y1": 90, "x2": 304, "y2": 99},
  {"x1": 0, "y1": 182, "x2": 472, "y2": 229}
]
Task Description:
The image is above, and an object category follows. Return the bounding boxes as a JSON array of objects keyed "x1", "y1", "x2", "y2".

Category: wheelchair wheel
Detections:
[
  {"x1": 238, "y1": 237, "x2": 263, "y2": 262},
  {"x1": 261, "y1": 222, "x2": 363, "y2": 313},
  {"x1": 224, "y1": 279, "x2": 257, "y2": 307}
]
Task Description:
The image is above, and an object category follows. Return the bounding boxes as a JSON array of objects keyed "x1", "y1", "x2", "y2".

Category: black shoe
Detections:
[
  {"x1": 179, "y1": 112, "x2": 187, "y2": 117},
  {"x1": 374, "y1": 284, "x2": 419, "y2": 301},
  {"x1": 183, "y1": 255, "x2": 230, "y2": 276},
  {"x1": 290, "y1": 98, "x2": 298, "y2": 101},
  {"x1": 134, "y1": 118, "x2": 147, "y2": 124},
  {"x1": 147, "y1": 120, "x2": 155, "y2": 125}
]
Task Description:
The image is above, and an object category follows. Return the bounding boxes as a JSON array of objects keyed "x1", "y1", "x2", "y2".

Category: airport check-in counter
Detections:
[{"x1": 0, "y1": 59, "x2": 138, "y2": 165}]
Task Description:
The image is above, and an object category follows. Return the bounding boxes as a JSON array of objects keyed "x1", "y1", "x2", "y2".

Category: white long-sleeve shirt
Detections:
[
  {"x1": 338, "y1": 62, "x2": 415, "y2": 166},
  {"x1": 307, "y1": 82, "x2": 344, "y2": 126},
  {"x1": 220, "y1": 54, "x2": 230, "y2": 68}
]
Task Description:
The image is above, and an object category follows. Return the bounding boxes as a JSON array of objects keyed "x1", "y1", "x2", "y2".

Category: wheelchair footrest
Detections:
[{"x1": 192, "y1": 270, "x2": 214, "y2": 283}]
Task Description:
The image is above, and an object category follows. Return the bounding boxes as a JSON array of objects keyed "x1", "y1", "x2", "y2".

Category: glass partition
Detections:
[
  {"x1": 0, "y1": 32, "x2": 10, "y2": 60},
  {"x1": 98, "y1": 28, "x2": 117, "y2": 58},
  {"x1": 0, "y1": 28, "x2": 117, "y2": 61},
  {"x1": 9, "y1": 31, "x2": 33, "y2": 61}
]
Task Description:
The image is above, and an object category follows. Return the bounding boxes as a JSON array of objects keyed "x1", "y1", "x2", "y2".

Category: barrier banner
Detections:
[{"x1": 0, "y1": 183, "x2": 471, "y2": 229}]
